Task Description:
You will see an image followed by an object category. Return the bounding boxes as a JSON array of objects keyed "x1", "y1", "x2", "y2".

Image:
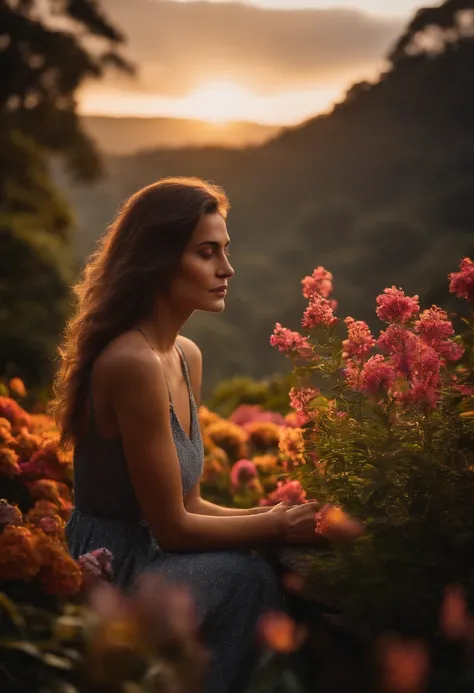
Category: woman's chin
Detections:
[{"x1": 204, "y1": 296, "x2": 227, "y2": 313}]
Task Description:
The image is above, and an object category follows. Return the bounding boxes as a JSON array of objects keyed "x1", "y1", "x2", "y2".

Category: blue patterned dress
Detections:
[{"x1": 66, "y1": 346, "x2": 284, "y2": 693}]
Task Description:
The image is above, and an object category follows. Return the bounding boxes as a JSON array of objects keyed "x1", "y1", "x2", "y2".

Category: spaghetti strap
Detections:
[
  {"x1": 175, "y1": 343, "x2": 193, "y2": 395},
  {"x1": 135, "y1": 327, "x2": 172, "y2": 402}
]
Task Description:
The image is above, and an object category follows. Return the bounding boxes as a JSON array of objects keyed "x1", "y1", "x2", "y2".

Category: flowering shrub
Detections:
[
  {"x1": 0, "y1": 379, "x2": 208, "y2": 693},
  {"x1": 270, "y1": 258, "x2": 474, "y2": 643}
]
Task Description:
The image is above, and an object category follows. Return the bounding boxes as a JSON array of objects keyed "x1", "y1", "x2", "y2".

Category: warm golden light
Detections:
[
  {"x1": 79, "y1": 79, "x2": 344, "y2": 125},
  {"x1": 184, "y1": 80, "x2": 253, "y2": 124}
]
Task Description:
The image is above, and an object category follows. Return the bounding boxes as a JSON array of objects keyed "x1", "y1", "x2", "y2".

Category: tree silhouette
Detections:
[{"x1": 0, "y1": 0, "x2": 133, "y2": 387}]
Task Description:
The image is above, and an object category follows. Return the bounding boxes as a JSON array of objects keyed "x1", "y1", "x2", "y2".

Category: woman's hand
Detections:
[
  {"x1": 268, "y1": 501, "x2": 294, "y2": 513},
  {"x1": 281, "y1": 502, "x2": 323, "y2": 545}
]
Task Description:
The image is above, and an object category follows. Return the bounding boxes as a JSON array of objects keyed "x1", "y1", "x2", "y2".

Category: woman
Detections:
[{"x1": 54, "y1": 177, "x2": 343, "y2": 693}]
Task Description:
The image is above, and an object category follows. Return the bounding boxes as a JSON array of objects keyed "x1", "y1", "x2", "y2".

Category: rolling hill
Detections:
[{"x1": 81, "y1": 116, "x2": 282, "y2": 155}]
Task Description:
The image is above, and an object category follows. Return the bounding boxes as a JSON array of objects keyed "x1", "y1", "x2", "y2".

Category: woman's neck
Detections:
[{"x1": 138, "y1": 297, "x2": 193, "y2": 355}]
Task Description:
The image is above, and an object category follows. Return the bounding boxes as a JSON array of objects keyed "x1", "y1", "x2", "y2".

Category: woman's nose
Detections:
[{"x1": 219, "y1": 256, "x2": 235, "y2": 278}]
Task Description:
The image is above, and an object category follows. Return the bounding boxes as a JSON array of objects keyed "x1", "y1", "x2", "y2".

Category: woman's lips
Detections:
[{"x1": 210, "y1": 285, "x2": 227, "y2": 297}]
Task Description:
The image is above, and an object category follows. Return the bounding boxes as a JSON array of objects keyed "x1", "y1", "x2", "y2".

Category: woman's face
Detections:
[{"x1": 168, "y1": 212, "x2": 235, "y2": 313}]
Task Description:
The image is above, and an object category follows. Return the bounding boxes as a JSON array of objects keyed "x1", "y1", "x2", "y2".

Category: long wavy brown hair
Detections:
[{"x1": 53, "y1": 176, "x2": 230, "y2": 448}]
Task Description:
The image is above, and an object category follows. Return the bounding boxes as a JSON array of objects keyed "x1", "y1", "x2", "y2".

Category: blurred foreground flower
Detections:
[
  {"x1": 378, "y1": 635, "x2": 429, "y2": 693},
  {"x1": 314, "y1": 505, "x2": 364, "y2": 542},
  {"x1": 439, "y1": 583, "x2": 474, "y2": 641},
  {"x1": 85, "y1": 572, "x2": 208, "y2": 692},
  {"x1": 258, "y1": 611, "x2": 307, "y2": 653}
]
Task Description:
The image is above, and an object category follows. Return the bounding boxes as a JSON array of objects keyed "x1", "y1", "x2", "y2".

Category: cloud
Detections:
[{"x1": 95, "y1": 0, "x2": 404, "y2": 96}]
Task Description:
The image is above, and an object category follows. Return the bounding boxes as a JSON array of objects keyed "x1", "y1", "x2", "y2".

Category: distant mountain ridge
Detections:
[{"x1": 81, "y1": 115, "x2": 283, "y2": 155}]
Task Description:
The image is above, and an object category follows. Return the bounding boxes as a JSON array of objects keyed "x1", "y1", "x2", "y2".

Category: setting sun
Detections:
[
  {"x1": 185, "y1": 80, "x2": 253, "y2": 123},
  {"x1": 79, "y1": 79, "x2": 345, "y2": 125}
]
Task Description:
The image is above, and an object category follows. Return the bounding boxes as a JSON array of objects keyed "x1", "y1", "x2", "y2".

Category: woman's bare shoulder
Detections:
[{"x1": 94, "y1": 330, "x2": 159, "y2": 387}]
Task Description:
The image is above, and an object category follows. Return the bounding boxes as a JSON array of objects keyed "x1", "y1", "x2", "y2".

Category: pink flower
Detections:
[
  {"x1": 377, "y1": 326, "x2": 419, "y2": 374},
  {"x1": 449, "y1": 257, "x2": 474, "y2": 301},
  {"x1": 230, "y1": 405, "x2": 285, "y2": 427},
  {"x1": 289, "y1": 387, "x2": 319, "y2": 425},
  {"x1": 376, "y1": 326, "x2": 443, "y2": 408},
  {"x1": 0, "y1": 499, "x2": 23, "y2": 527},
  {"x1": 302, "y1": 294, "x2": 338, "y2": 329},
  {"x1": 79, "y1": 548, "x2": 113, "y2": 587},
  {"x1": 230, "y1": 459, "x2": 258, "y2": 490},
  {"x1": 394, "y1": 342, "x2": 442, "y2": 409},
  {"x1": 348, "y1": 355, "x2": 397, "y2": 395},
  {"x1": 260, "y1": 479, "x2": 307, "y2": 506},
  {"x1": 270, "y1": 323, "x2": 312, "y2": 358},
  {"x1": 457, "y1": 384, "x2": 474, "y2": 396},
  {"x1": 342, "y1": 317, "x2": 376, "y2": 360},
  {"x1": 301, "y1": 266, "x2": 333, "y2": 300},
  {"x1": 415, "y1": 306, "x2": 464, "y2": 362},
  {"x1": 376, "y1": 287, "x2": 419, "y2": 324}
]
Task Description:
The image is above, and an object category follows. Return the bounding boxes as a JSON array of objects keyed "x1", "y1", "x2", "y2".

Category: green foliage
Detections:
[
  {"x1": 206, "y1": 374, "x2": 292, "y2": 418},
  {"x1": 0, "y1": 0, "x2": 133, "y2": 389},
  {"x1": 0, "y1": 216, "x2": 73, "y2": 387}
]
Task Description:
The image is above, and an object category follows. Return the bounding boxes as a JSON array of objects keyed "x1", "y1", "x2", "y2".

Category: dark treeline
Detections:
[{"x1": 2, "y1": 0, "x2": 474, "y2": 394}]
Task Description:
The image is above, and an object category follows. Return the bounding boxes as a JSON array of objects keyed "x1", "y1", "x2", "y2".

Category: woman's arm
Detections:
[
  {"x1": 185, "y1": 484, "x2": 272, "y2": 516},
  {"x1": 178, "y1": 336, "x2": 272, "y2": 518},
  {"x1": 105, "y1": 347, "x2": 289, "y2": 552}
]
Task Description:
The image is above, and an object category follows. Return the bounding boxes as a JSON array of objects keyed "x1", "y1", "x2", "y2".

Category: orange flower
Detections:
[
  {"x1": 284, "y1": 412, "x2": 300, "y2": 428},
  {"x1": 27, "y1": 499, "x2": 62, "y2": 521},
  {"x1": 203, "y1": 446, "x2": 229, "y2": 483},
  {"x1": 11, "y1": 428, "x2": 42, "y2": 461},
  {"x1": 253, "y1": 454, "x2": 278, "y2": 472},
  {"x1": 206, "y1": 420, "x2": 249, "y2": 461},
  {"x1": 25, "y1": 438, "x2": 73, "y2": 482},
  {"x1": 26, "y1": 480, "x2": 73, "y2": 520},
  {"x1": 243, "y1": 421, "x2": 281, "y2": 450},
  {"x1": 36, "y1": 533, "x2": 83, "y2": 597},
  {"x1": 0, "y1": 525, "x2": 41, "y2": 582},
  {"x1": 198, "y1": 405, "x2": 222, "y2": 430},
  {"x1": 26, "y1": 506, "x2": 66, "y2": 541},
  {"x1": 278, "y1": 427, "x2": 306, "y2": 467},
  {"x1": 0, "y1": 396, "x2": 30, "y2": 430},
  {"x1": 258, "y1": 611, "x2": 306, "y2": 653},
  {"x1": 0, "y1": 417, "x2": 14, "y2": 446},
  {"x1": 0, "y1": 446, "x2": 21, "y2": 477},
  {"x1": 29, "y1": 414, "x2": 57, "y2": 435},
  {"x1": 9, "y1": 378, "x2": 26, "y2": 398}
]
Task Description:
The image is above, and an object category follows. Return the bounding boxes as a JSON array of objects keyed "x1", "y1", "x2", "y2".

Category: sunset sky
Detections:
[{"x1": 79, "y1": 0, "x2": 430, "y2": 125}]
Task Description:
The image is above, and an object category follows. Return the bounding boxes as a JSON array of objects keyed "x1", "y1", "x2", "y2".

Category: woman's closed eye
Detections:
[{"x1": 200, "y1": 249, "x2": 231, "y2": 260}]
